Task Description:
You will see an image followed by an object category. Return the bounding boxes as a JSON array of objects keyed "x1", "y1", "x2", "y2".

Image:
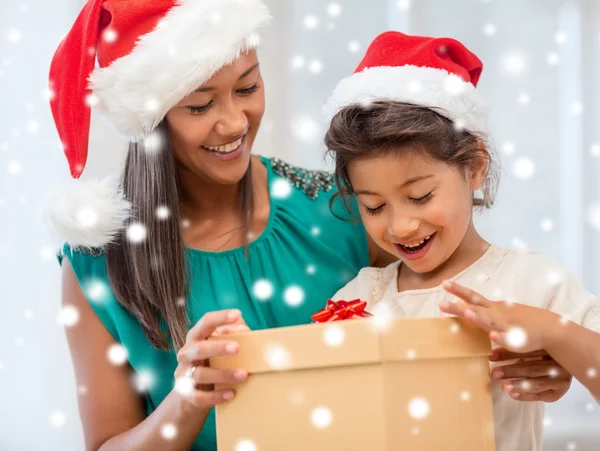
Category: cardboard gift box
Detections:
[{"x1": 210, "y1": 317, "x2": 496, "y2": 451}]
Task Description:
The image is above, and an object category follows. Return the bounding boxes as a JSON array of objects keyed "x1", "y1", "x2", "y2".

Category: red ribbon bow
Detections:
[{"x1": 311, "y1": 299, "x2": 373, "y2": 323}]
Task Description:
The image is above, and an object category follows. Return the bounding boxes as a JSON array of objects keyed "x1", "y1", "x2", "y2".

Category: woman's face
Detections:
[{"x1": 165, "y1": 51, "x2": 265, "y2": 185}]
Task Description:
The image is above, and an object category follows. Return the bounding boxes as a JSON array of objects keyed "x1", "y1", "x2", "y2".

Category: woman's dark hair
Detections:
[
  {"x1": 106, "y1": 121, "x2": 253, "y2": 350},
  {"x1": 324, "y1": 101, "x2": 498, "y2": 211}
]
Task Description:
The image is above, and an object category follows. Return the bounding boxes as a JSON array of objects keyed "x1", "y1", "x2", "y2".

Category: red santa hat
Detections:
[
  {"x1": 324, "y1": 31, "x2": 488, "y2": 134},
  {"x1": 47, "y1": 0, "x2": 271, "y2": 249}
]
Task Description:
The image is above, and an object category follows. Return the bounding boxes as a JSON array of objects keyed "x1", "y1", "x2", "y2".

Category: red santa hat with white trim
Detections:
[
  {"x1": 324, "y1": 31, "x2": 488, "y2": 134},
  {"x1": 47, "y1": 0, "x2": 271, "y2": 249}
]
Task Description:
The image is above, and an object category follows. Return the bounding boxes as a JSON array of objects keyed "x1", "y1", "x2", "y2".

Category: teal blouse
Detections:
[{"x1": 57, "y1": 156, "x2": 369, "y2": 450}]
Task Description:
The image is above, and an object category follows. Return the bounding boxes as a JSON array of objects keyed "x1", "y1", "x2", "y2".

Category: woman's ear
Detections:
[{"x1": 469, "y1": 139, "x2": 489, "y2": 191}]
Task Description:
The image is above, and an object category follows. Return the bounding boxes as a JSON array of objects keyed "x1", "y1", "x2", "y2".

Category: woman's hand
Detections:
[
  {"x1": 173, "y1": 309, "x2": 249, "y2": 410},
  {"x1": 440, "y1": 281, "x2": 572, "y2": 403}
]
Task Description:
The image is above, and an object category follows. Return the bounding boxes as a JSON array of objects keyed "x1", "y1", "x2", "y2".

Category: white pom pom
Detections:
[{"x1": 46, "y1": 178, "x2": 131, "y2": 249}]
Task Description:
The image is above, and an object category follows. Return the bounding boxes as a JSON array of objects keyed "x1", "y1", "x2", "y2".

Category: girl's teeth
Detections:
[
  {"x1": 205, "y1": 137, "x2": 243, "y2": 153},
  {"x1": 402, "y1": 235, "x2": 431, "y2": 248}
]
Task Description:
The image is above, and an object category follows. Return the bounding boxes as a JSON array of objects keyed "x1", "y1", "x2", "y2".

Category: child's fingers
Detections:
[
  {"x1": 502, "y1": 376, "x2": 570, "y2": 396},
  {"x1": 439, "y1": 299, "x2": 472, "y2": 317},
  {"x1": 489, "y1": 348, "x2": 550, "y2": 362},
  {"x1": 506, "y1": 389, "x2": 560, "y2": 403},
  {"x1": 442, "y1": 281, "x2": 493, "y2": 307}
]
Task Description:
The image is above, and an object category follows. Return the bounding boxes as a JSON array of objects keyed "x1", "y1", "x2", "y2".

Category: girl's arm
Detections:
[{"x1": 440, "y1": 281, "x2": 600, "y2": 401}]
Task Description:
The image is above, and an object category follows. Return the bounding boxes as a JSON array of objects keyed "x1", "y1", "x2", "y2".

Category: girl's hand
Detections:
[
  {"x1": 440, "y1": 281, "x2": 572, "y2": 403},
  {"x1": 173, "y1": 309, "x2": 249, "y2": 409}
]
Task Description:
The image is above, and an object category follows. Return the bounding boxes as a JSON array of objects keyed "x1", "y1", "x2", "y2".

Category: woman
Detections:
[{"x1": 49, "y1": 1, "x2": 389, "y2": 449}]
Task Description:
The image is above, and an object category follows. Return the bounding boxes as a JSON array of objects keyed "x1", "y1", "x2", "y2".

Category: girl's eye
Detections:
[
  {"x1": 364, "y1": 204, "x2": 385, "y2": 215},
  {"x1": 410, "y1": 192, "x2": 433, "y2": 205},
  {"x1": 237, "y1": 84, "x2": 260, "y2": 96},
  {"x1": 187, "y1": 103, "x2": 212, "y2": 115}
]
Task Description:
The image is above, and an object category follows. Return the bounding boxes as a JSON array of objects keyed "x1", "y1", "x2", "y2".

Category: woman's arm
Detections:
[{"x1": 62, "y1": 260, "x2": 243, "y2": 450}]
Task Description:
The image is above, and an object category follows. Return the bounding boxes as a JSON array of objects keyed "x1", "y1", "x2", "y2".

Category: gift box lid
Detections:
[{"x1": 210, "y1": 317, "x2": 491, "y2": 374}]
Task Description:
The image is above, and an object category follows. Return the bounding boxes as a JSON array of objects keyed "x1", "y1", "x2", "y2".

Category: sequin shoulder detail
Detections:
[{"x1": 270, "y1": 157, "x2": 334, "y2": 200}]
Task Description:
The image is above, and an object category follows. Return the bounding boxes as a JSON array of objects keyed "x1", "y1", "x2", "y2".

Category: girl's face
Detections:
[
  {"x1": 165, "y1": 51, "x2": 265, "y2": 186},
  {"x1": 348, "y1": 149, "x2": 486, "y2": 274}
]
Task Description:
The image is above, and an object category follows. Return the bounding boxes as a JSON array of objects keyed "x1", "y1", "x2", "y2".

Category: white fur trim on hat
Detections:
[
  {"x1": 323, "y1": 65, "x2": 488, "y2": 134},
  {"x1": 89, "y1": 0, "x2": 271, "y2": 140},
  {"x1": 47, "y1": 178, "x2": 131, "y2": 250}
]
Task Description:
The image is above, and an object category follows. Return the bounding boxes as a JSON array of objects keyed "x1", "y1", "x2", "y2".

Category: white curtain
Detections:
[{"x1": 1, "y1": 0, "x2": 598, "y2": 449}]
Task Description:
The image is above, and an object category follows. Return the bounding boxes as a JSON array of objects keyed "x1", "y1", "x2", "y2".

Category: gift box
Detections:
[{"x1": 209, "y1": 316, "x2": 496, "y2": 451}]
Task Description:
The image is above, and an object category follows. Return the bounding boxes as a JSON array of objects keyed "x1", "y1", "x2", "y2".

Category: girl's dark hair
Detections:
[
  {"x1": 106, "y1": 121, "x2": 253, "y2": 350},
  {"x1": 324, "y1": 101, "x2": 498, "y2": 210}
]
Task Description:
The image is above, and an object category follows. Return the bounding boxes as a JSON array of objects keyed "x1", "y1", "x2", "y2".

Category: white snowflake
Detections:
[
  {"x1": 85, "y1": 94, "x2": 99, "y2": 108},
  {"x1": 102, "y1": 28, "x2": 118, "y2": 43},
  {"x1": 512, "y1": 157, "x2": 535, "y2": 180},
  {"x1": 406, "y1": 349, "x2": 417, "y2": 360},
  {"x1": 587, "y1": 368, "x2": 597, "y2": 379},
  {"x1": 483, "y1": 23, "x2": 496, "y2": 36},
  {"x1": 306, "y1": 265, "x2": 316, "y2": 275},
  {"x1": 500, "y1": 50, "x2": 528, "y2": 78},
  {"x1": 39, "y1": 245, "x2": 55, "y2": 261},
  {"x1": 327, "y1": 2, "x2": 342, "y2": 17},
  {"x1": 585, "y1": 402, "x2": 595, "y2": 413},
  {"x1": 264, "y1": 344, "x2": 292, "y2": 370},
  {"x1": 348, "y1": 40, "x2": 361, "y2": 53},
  {"x1": 570, "y1": 102, "x2": 583, "y2": 115},
  {"x1": 559, "y1": 316, "x2": 570, "y2": 326},
  {"x1": 133, "y1": 370, "x2": 155, "y2": 392},
  {"x1": 7, "y1": 161, "x2": 22, "y2": 175},
  {"x1": 284, "y1": 286, "x2": 305, "y2": 307},
  {"x1": 505, "y1": 327, "x2": 527, "y2": 349},
  {"x1": 21, "y1": 5, "x2": 28, "y2": 12},
  {"x1": 246, "y1": 32, "x2": 261, "y2": 47},
  {"x1": 7, "y1": 28, "x2": 22, "y2": 43},
  {"x1": 450, "y1": 323, "x2": 461, "y2": 333},
  {"x1": 235, "y1": 439, "x2": 257, "y2": 451},
  {"x1": 546, "y1": 52, "x2": 559, "y2": 66},
  {"x1": 501, "y1": 141, "x2": 516, "y2": 156},
  {"x1": 396, "y1": 0, "x2": 411, "y2": 11},
  {"x1": 323, "y1": 325, "x2": 345, "y2": 347},
  {"x1": 411, "y1": 427, "x2": 420, "y2": 435},
  {"x1": 408, "y1": 397, "x2": 430, "y2": 419},
  {"x1": 77, "y1": 385, "x2": 88, "y2": 395},
  {"x1": 308, "y1": 60, "x2": 323, "y2": 74},
  {"x1": 42, "y1": 87, "x2": 55, "y2": 101},
  {"x1": 253, "y1": 279, "x2": 274, "y2": 301},
  {"x1": 303, "y1": 15, "x2": 319, "y2": 29},
  {"x1": 57, "y1": 305, "x2": 80, "y2": 327},
  {"x1": 555, "y1": 31, "x2": 567, "y2": 44},
  {"x1": 291, "y1": 55, "x2": 305, "y2": 70},
  {"x1": 181, "y1": 218, "x2": 191, "y2": 228},
  {"x1": 311, "y1": 226, "x2": 321, "y2": 236},
  {"x1": 145, "y1": 98, "x2": 159, "y2": 112},
  {"x1": 543, "y1": 416, "x2": 553, "y2": 428},
  {"x1": 587, "y1": 204, "x2": 600, "y2": 230},
  {"x1": 590, "y1": 143, "x2": 600, "y2": 157},
  {"x1": 49, "y1": 411, "x2": 67, "y2": 428},
  {"x1": 540, "y1": 218, "x2": 554, "y2": 232},
  {"x1": 511, "y1": 237, "x2": 528, "y2": 251},
  {"x1": 548, "y1": 367, "x2": 560, "y2": 378},
  {"x1": 209, "y1": 12, "x2": 222, "y2": 23},
  {"x1": 174, "y1": 374, "x2": 195, "y2": 396},
  {"x1": 127, "y1": 223, "x2": 147, "y2": 244},
  {"x1": 370, "y1": 303, "x2": 394, "y2": 331},
  {"x1": 160, "y1": 423, "x2": 178, "y2": 440},
  {"x1": 327, "y1": 22, "x2": 336, "y2": 31},
  {"x1": 567, "y1": 442, "x2": 577, "y2": 451},
  {"x1": 520, "y1": 380, "x2": 532, "y2": 391},
  {"x1": 443, "y1": 74, "x2": 466, "y2": 95},
  {"x1": 24, "y1": 309, "x2": 34, "y2": 320},
  {"x1": 291, "y1": 115, "x2": 320, "y2": 144},
  {"x1": 15, "y1": 338, "x2": 24, "y2": 347},
  {"x1": 86, "y1": 279, "x2": 109, "y2": 303},
  {"x1": 460, "y1": 390, "x2": 471, "y2": 401},
  {"x1": 107, "y1": 344, "x2": 128, "y2": 365},
  {"x1": 143, "y1": 130, "x2": 163, "y2": 153},
  {"x1": 2, "y1": 58, "x2": 12, "y2": 67},
  {"x1": 311, "y1": 406, "x2": 333, "y2": 429},
  {"x1": 156, "y1": 205, "x2": 171, "y2": 220},
  {"x1": 517, "y1": 93, "x2": 530, "y2": 105}
]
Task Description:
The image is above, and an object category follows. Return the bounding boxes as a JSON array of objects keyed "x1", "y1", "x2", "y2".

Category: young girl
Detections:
[{"x1": 324, "y1": 31, "x2": 600, "y2": 451}]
